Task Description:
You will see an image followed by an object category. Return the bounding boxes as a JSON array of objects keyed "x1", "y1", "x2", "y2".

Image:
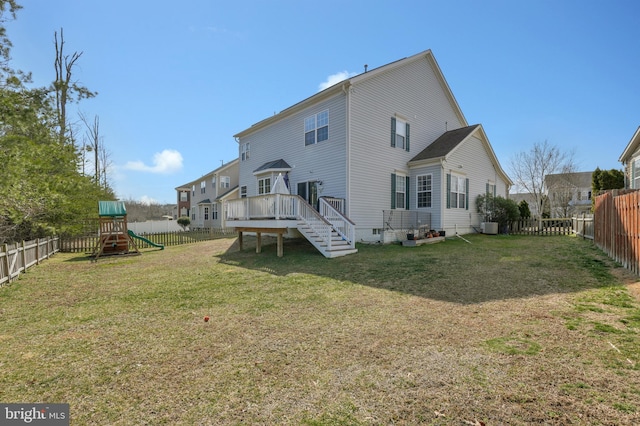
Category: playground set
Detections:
[{"x1": 92, "y1": 201, "x2": 164, "y2": 260}]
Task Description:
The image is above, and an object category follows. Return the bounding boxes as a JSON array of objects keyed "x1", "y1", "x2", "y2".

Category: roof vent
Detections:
[{"x1": 364, "y1": 64, "x2": 368, "y2": 73}]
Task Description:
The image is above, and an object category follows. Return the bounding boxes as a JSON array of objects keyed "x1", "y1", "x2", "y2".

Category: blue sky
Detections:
[{"x1": 7, "y1": 0, "x2": 639, "y2": 204}]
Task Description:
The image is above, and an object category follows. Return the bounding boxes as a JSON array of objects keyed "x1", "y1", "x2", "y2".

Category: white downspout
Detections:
[{"x1": 343, "y1": 82, "x2": 351, "y2": 219}]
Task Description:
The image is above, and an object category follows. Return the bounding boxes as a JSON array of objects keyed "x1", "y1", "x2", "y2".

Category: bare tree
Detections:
[
  {"x1": 510, "y1": 140, "x2": 576, "y2": 219},
  {"x1": 53, "y1": 28, "x2": 96, "y2": 144},
  {"x1": 79, "y1": 111, "x2": 111, "y2": 188}
]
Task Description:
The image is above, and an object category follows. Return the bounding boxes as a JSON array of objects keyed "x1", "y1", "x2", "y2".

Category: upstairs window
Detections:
[
  {"x1": 191, "y1": 185, "x2": 195, "y2": 196},
  {"x1": 180, "y1": 192, "x2": 187, "y2": 202},
  {"x1": 391, "y1": 117, "x2": 410, "y2": 151},
  {"x1": 241, "y1": 143, "x2": 250, "y2": 161},
  {"x1": 305, "y1": 110, "x2": 329, "y2": 145},
  {"x1": 211, "y1": 176, "x2": 216, "y2": 186},
  {"x1": 220, "y1": 176, "x2": 230, "y2": 188},
  {"x1": 200, "y1": 181, "x2": 206, "y2": 194}
]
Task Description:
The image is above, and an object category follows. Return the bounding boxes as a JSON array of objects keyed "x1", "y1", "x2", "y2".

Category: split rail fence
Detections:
[
  {"x1": 1, "y1": 237, "x2": 59, "y2": 287},
  {"x1": 594, "y1": 189, "x2": 640, "y2": 276}
]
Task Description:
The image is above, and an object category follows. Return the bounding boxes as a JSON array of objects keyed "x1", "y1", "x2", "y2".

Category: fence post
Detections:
[{"x1": 2, "y1": 244, "x2": 8, "y2": 283}]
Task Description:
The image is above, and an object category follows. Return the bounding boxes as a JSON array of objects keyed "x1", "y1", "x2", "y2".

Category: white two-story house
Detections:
[{"x1": 226, "y1": 49, "x2": 511, "y2": 257}]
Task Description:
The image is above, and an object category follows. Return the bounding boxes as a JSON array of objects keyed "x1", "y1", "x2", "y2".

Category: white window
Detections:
[
  {"x1": 417, "y1": 174, "x2": 432, "y2": 208},
  {"x1": 634, "y1": 159, "x2": 640, "y2": 189},
  {"x1": 240, "y1": 186, "x2": 247, "y2": 198},
  {"x1": 450, "y1": 175, "x2": 466, "y2": 209},
  {"x1": 220, "y1": 176, "x2": 230, "y2": 188},
  {"x1": 395, "y1": 119, "x2": 406, "y2": 150},
  {"x1": 204, "y1": 207, "x2": 209, "y2": 220},
  {"x1": 200, "y1": 181, "x2": 206, "y2": 194},
  {"x1": 258, "y1": 177, "x2": 271, "y2": 195},
  {"x1": 180, "y1": 192, "x2": 187, "y2": 202},
  {"x1": 241, "y1": 143, "x2": 250, "y2": 161},
  {"x1": 304, "y1": 110, "x2": 329, "y2": 145},
  {"x1": 395, "y1": 174, "x2": 406, "y2": 209},
  {"x1": 212, "y1": 203, "x2": 218, "y2": 220},
  {"x1": 191, "y1": 185, "x2": 195, "y2": 196},
  {"x1": 211, "y1": 176, "x2": 216, "y2": 186}
]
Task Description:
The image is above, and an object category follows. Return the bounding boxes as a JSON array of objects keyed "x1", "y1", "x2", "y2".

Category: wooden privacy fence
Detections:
[
  {"x1": 509, "y1": 218, "x2": 574, "y2": 235},
  {"x1": 1, "y1": 237, "x2": 59, "y2": 287},
  {"x1": 594, "y1": 190, "x2": 640, "y2": 276},
  {"x1": 60, "y1": 228, "x2": 236, "y2": 253}
]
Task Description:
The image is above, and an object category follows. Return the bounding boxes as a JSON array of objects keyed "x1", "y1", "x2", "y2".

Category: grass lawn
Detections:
[{"x1": 1, "y1": 234, "x2": 640, "y2": 425}]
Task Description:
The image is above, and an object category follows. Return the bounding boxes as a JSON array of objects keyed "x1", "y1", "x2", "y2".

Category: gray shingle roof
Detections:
[
  {"x1": 253, "y1": 159, "x2": 292, "y2": 173},
  {"x1": 410, "y1": 124, "x2": 480, "y2": 162}
]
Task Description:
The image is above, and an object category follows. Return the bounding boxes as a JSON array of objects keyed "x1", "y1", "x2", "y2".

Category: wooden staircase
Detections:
[{"x1": 296, "y1": 220, "x2": 358, "y2": 258}]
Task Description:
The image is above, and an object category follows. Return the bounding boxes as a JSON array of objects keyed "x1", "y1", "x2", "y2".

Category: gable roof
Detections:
[
  {"x1": 409, "y1": 125, "x2": 480, "y2": 162},
  {"x1": 175, "y1": 158, "x2": 239, "y2": 190},
  {"x1": 619, "y1": 126, "x2": 640, "y2": 163},
  {"x1": 234, "y1": 49, "x2": 467, "y2": 139},
  {"x1": 408, "y1": 124, "x2": 513, "y2": 186},
  {"x1": 545, "y1": 171, "x2": 593, "y2": 189}
]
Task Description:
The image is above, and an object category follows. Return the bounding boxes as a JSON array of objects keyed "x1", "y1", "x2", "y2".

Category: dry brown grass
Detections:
[{"x1": 1, "y1": 234, "x2": 639, "y2": 425}]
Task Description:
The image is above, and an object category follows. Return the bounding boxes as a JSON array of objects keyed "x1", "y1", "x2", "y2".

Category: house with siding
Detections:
[
  {"x1": 619, "y1": 126, "x2": 640, "y2": 189},
  {"x1": 544, "y1": 171, "x2": 593, "y2": 217},
  {"x1": 175, "y1": 159, "x2": 239, "y2": 229},
  {"x1": 226, "y1": 50, "x2": 512, "y2": 256}
]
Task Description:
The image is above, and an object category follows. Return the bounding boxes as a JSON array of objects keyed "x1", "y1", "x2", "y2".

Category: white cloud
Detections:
[
  {"x1": 318, "y1": 71, "x2": 357, "y2": 91},
  {"x1": 139, "y1": 195, "x2": 159, "y2": 205},
  {"x1": 124, "y1": 149, "x2": 183, "y2": 174}
]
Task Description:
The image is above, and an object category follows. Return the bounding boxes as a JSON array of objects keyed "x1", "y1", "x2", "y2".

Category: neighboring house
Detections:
[
  {"x1": 509, "y1": 193, "x2": 542, "y2": 218},
  {"x1": 619, "y1": 126, "x2": 640, "y2": 189},
  {"x1": 175, "y1": 159, "x2": 239, "y2": 229},
  {"x1": 227, "y1": 49, "x2": 512, "y2": 254},
  {"x1": 544, "y1": 171, "x2": 593, "y2": 217}
]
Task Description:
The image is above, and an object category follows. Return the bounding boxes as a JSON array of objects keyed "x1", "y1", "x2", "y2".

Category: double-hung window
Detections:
[
  {"x1": 634, "y1": 158, "x2": 640, "y2": 189},
  {"x1": 447, "y1": 174, "x2": 468, "y2": 209},
  {"x1": 241, "y1": 143, "x2": 250, "y2": 161},
  {"x1": 304, "y1": 110, "x2": 329, "y2": 145},
  {"x1": 391, "y1": 173, "x2": 409, "y2": 209},
  {"x1": 417, "y1": 174, "x2": 432, "y2": 208},
  {"x1": 212, "y1": 203, "x2": 218, "y2": 220},
  {"x1": 240, "y1": 186, "x2": 247, "y2": 198},
  {"x1": 391, "y1": 117, "x2": 410, "y2": 151},
  {"x1": 200, "y1": 181, "x2": 206, "y2": 194},
  {"x1": 204, "y1": 207, "x2": 209, "y2": 220},
  {"x1": 220, "y1": 176, "x2": 230, "y2": 189}
]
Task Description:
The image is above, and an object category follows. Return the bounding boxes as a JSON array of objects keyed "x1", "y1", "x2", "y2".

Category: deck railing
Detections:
[
  {"x1": 226, "y1": 194, "x2": 298, "y2": 220},
  {"x1": 319, "y1": 197, "x2": 355, "y2": 245}
]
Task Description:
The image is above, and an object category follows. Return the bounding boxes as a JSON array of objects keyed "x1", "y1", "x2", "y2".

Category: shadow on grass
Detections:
[{"x1": 218, "y1": 233, "x2": 626, "y2": 305}]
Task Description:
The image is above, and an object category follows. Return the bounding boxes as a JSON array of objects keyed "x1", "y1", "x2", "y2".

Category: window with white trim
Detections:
[
  {"x1": 258, "y1": 177, "x2": 271, "y2": 195},
  {"x1": 211, "y1": 176, "x2": 216, "y2": 186},
  {"x1": 634, "y1": 158, "x2": 640, "y2": 189},
  {"x1": 180, "y1": 192, "x2": 187, "y2": 202},
  {"x1": 449, "y1": 174, "x2": 466, "y2": 209},
  {"x1": 220, "y1": 176, "x2": 230, "y2": 188},
  {"x1": 417, "y1": 174, "x2": 432, "y2": 208},
  {"x1": 191, "y1": 185, "x2": 195, "y2": 196},
  {"x1": 240, "y1": 186, "x2": 247, "y2": 198},
  {"x1": 304, "y1": 110, "x2": 329, "y2": 145},
  {"x1": 391, "y1": 117, "x2": 410, "y2": 151},
  {"x1": 395, "y1": 174, "x2": 406, "y2": 209},
  {"x1": 241, "y1": 143, "x2": 250, "y2": 161},
  {"x1": 204, "y1": 207, "x2": 209, "y2": 220},
  {"x1": 200, "y1": 180, "x2": 206, "y2": 194},
  {"x1": 212, "y1": 203, "x2": 218, "y2": 220}
]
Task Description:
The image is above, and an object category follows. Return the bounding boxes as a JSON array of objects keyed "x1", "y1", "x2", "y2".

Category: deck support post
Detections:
[{"x1": 235, "y1": 227, "x2": 286, "y2": 257}]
